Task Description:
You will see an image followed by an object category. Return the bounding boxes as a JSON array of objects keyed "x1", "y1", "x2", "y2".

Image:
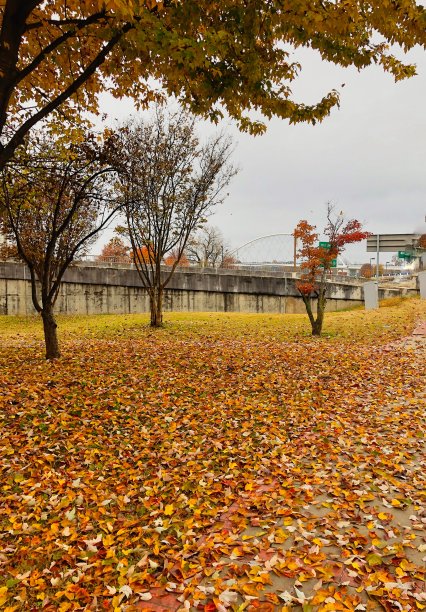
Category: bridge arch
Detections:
[{"x1": 230, "y1": 233, "x2": 295, "y2": 265}]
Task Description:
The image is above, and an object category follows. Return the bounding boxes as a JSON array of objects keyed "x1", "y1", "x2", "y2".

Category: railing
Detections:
[
  {"x1": 72, "y1": 258, "x2": 369, "y2": 285},
  {"x1": 2, "y1": 256, "x2": 415, "y2": 287}
]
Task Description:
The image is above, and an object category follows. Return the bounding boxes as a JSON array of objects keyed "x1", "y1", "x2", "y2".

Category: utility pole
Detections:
[
  {"x1": 293, "y1": 233, "x2": 297, "y2": 272},
  {"x1": 376, "y1": 234, "x2": 380, "y2": 279}
]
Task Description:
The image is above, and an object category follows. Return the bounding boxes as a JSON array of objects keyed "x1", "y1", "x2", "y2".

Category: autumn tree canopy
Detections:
[
  {"x1": 97, "y1": 236, "x2": 130, "y2": 264},
  {"x1": 360, "y1": 262, "x2": 384, "y2": 278},
  {"x1": 1, "y1": 1, "x2": 426, "y2": 169},
  {"x1": 0, "y1": 128, "x2": 121, "y2": 359},
  {"x1": 360, "y1": 263, "x2": 376, "y2": 279},
  {"x1": 294, "y1": 205, "x2": 371, "y2": 336},
  {"x1": 418, "y1": 234, "x2": 426, "y2": 250},
  {"x1": 131, "y1": 245, "x2": 156, "y2": 265},
  {"x1": 163, "y1": 248, "x2": 190, "y2": 267}
]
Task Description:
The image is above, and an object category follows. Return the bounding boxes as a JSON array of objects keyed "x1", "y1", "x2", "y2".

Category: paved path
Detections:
[{"x1": 412, "y1": 321, "x2": 426, "y2": 336}]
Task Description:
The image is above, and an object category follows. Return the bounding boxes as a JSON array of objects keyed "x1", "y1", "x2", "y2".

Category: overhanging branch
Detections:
[
  {"x1": 0, "y1": 21, "x2": 133, "y2": 168},
  {"x1": 16, "y1": 11, "x2": 108, "y2": 88}
]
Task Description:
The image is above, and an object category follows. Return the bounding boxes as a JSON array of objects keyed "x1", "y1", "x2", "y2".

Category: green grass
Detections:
[{"x1": 0, "y1": 295, "x2": 424, "y2": 347}]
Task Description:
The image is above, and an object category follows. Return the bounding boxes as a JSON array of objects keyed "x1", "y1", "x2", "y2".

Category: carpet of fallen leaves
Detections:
[{"x1": 1, "y1": 298, "x2": 426, "y2": 612}]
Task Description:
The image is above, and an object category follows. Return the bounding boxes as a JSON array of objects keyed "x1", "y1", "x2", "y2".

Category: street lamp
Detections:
[{"x1": 370, "y1": 257, "x2": 375, "y2": 278}]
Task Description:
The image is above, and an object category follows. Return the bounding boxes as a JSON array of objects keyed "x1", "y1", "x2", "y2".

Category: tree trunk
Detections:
[
  {"x1": 313, "y1": 289, "x2": 327, "y2": 336},
  {"x1": 311, "y1": 319, "x2": 322, "y2": 336},
  {"x1": 41, "y1": 304, "x2": 60, "y2": 359},
  {"x1": 150, "y1": 287, "x2": 163, "y2": 327},
  {"x1": 302, "y1": 294, "x2": 317, "y2": 335}
]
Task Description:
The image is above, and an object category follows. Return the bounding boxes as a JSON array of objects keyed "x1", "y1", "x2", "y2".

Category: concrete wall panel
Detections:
[
  {"x1": 0, "y1": 279, "x2": 363, "y2": 316},
  {"x1": 0, "y1": 262, "x2": 414, "y2": 317}
]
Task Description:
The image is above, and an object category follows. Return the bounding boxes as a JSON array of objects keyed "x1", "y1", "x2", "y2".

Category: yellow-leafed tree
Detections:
[{"x1": 1, "y1": 1, "x2": 426, "y2": 168}]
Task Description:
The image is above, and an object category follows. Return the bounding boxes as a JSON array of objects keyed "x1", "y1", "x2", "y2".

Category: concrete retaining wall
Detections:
[{"x1": 0, "y1": 262, "x2": 410, "y2": 316}]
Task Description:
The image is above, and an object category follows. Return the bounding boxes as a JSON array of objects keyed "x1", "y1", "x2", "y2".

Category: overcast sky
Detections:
[{"x1": 96, "y1": 45, "x2": 426, "y2": 264}]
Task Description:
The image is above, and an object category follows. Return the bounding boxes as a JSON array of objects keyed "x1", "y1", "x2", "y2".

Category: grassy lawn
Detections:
[{"x1": 1, "y1": 298, "x2": 425, "y2": 611}]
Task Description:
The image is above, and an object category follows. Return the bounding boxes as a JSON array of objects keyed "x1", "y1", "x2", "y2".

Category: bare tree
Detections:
[
  {"x1": 185, "y1": 225, "x2": 233, "y2": 268},
  {"x1": 117, "y1": 108, "x2": 236, "y2": 327},
  {"x1": 0, "y1": 128, "x2": 121, "y2": 359}
]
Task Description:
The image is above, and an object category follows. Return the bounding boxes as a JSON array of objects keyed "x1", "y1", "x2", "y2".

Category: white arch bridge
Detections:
[
  {"x1": 230, "y1": 233, "x2": 352, "y2": 268},
  {"x1": 230, "y1": 234, "x2": 295, "y2": 265}
]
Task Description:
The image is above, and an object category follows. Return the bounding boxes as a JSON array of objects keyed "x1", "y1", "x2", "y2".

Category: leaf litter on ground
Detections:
[{"x1": 0, "y1": 297, "x2": 425, "y2": 611}]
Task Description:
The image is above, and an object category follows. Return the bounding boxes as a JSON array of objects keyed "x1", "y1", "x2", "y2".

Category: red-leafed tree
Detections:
[
  {"x1": 97, "y1": 237, "x2": 130, "y2": 264},
  {"x1": 360, "y1": 263, "x2": 374, "y2": 279},
  {"x1": 163, "y1": 249, "x2": 190, "y2": 268},
  {"x1": 294, "y1": 205, "x2": 371, "y2": 336},
  {"x1": 360, "y1": 263, "x2": 383, "y2": 278},
  {"x1": 131, "y1": 245, "x2": 156, "y2": 265}
]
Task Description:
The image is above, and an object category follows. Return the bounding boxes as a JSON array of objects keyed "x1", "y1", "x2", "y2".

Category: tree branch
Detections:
[
  {"x1": 48, "y1": 202, "x2": 121, "y2": 302},
  {"x1": 0, "y1": 21, "x2": 133, "y2": 168},
  {"x1": 16, "y1": 11, "x2": 108, "y2": 88},
  {"x1": 24, "y1": 15, "x2": 111, "y2": 32}
]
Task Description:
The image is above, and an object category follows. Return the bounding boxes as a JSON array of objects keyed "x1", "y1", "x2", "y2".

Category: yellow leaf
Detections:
[
  {"x1": 366, "y1": 553, "x2": 383, "y2": 566},
  {"x1": 371, "y1": 538, "x2": 382, "y2": 547},
  {"x1": 164, "y1": 504, "x2": 174, "y2": 516},
  {"x1": 0, "y1": 586, "x2": 9, "y2": 606},
  {"x1": 399, "y1": 559, "x2": 416, "y2": 571},
  {"x1": 104, "y1": 534, "x2": 115, "y2": 547},
  {"x1": 242, "y1": 583, "x2": 259, "y2": 596}
]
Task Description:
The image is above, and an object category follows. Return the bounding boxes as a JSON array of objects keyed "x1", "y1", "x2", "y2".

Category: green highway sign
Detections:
[
  {"x1": 319, "y1": 242, "x2": 336, "y2": 267},
  {"x1": 398, "y1": 251, "x2": 411, "y2": 260},
  {"x1": 321, "y1": 258, "x2": 337, "y2": 268}
]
